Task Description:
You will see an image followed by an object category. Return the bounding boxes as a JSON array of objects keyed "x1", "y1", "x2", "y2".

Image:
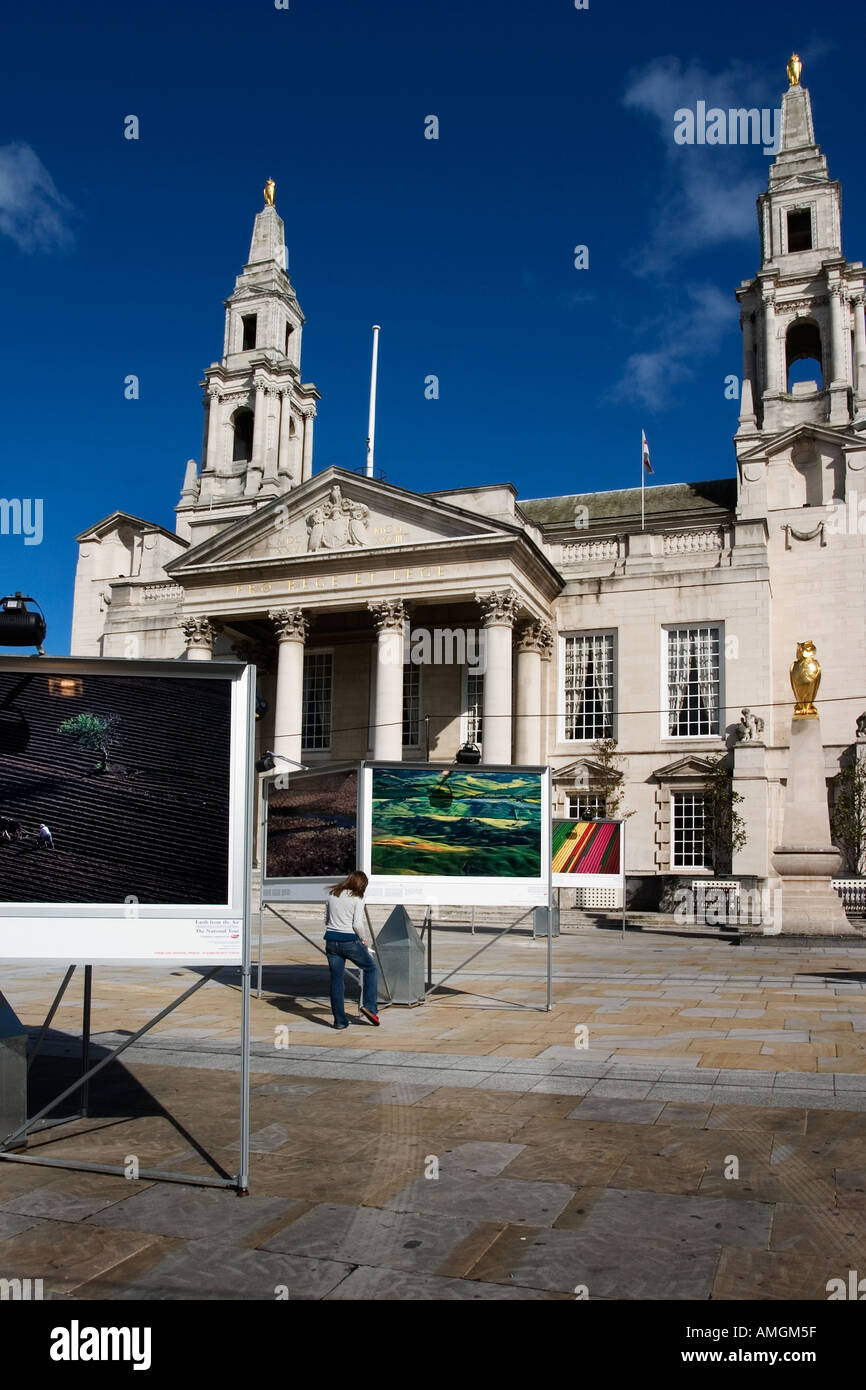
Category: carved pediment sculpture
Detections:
[{"x1": 306, "y1": 484, "x2": 370, "y2": 552}]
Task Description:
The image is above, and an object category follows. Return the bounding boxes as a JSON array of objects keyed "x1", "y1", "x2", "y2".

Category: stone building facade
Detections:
[{"x1": 71, "y1": 74, "x2": 866, "y2": 904}]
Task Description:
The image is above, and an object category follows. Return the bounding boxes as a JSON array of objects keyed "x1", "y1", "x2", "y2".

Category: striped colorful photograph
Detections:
[{"x1": 552, "y1": 819, "x2": 620, "y2": 876}]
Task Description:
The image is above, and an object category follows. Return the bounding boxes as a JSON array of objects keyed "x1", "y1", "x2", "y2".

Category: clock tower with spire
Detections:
[{"x1": 175, "y1": 181, "x2": 321, "y2": 545}]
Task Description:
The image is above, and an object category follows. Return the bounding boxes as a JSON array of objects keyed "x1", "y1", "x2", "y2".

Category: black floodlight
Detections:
[
  {"x1": 255, "y1": 750, "x2": 309, "y2": 774},
  {"x1": 0, "y1": 593, "x2": 47, "y2": 653},
  {"x1": 455, "y1": 741, "x2": 482, "y2": 765}
]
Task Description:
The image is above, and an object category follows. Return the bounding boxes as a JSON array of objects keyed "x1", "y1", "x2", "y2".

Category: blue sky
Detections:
[{"x1": 0, "y1": 0, "x2": 860, "y2": 650}]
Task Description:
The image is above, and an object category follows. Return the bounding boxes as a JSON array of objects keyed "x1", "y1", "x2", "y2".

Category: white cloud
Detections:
[
  {"x1": 610, "y1": 283, "x2": 735, "y2": 410},
  {"x1": 623, "y1": 56, "x2": 773, "y2": 277},
  {"x1": 0, "y1": 143, "x2": 76, "y2": 253}
]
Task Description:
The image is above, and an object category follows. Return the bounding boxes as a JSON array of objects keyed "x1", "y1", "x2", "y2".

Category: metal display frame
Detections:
[
  {"x1": 0, "y1": 656, "x2": 256, "y2": 1194},
  {"x1": 257, "y1": 762, "x2": 555, "y2": 1012}
]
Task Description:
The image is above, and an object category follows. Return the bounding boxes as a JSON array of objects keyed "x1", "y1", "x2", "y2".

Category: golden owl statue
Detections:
[
  {"x1": 264, "y1": 178, "x2": 276, "y2": 207},
  {"x1": 787, "y1": 54, "x2": 802, "y2": 86},
  {"x1": 790, "y1": 640, "x2": 821, "y2": 718}
]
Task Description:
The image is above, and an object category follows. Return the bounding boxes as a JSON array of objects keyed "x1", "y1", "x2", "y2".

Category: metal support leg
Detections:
[
  {"x1": 1, "y1": 968, "x2": 220, "y2": 1153},
  {"x1": 27, "y1": 966, "x2": 76, "y2": 1074},
  {"x1": 81, "y1": 965, "x2": 92, "y2": 1117}
]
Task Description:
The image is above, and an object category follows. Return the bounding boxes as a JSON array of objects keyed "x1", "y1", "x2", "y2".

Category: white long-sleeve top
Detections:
[{"x1": 324, "y1": 892, "x2": 371, "y2": 945}]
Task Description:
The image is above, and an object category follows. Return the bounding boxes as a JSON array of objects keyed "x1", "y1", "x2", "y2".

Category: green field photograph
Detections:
[{"x1": 370, "y1": 766, "x2": 543, "y2": 878}]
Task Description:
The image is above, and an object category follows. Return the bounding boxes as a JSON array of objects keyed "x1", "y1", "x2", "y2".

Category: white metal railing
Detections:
[
  {"x1": 832, "y1": 879, "x2": 866, "y2": 913},
  {"x1": 692, "y1": 879, "x2": 741, "y2": 918}
]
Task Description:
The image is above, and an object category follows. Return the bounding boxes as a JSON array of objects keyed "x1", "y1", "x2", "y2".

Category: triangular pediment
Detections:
[
  {"x1": 738, "y1": 422, "x2": 866, "y2": 463},
  {"x1": 552, "y1": 759, "x2": 609, "y2": 784},
  {"x1": 652, "y1": 755, "x2": 718, "y2": 780},
  {"x1": 167, "y1": 467, "x2": 522, "y2": 575}
]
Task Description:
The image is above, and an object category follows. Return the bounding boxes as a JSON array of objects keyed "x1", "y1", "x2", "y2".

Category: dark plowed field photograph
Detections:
[
  {"x1": 265, "y1": 768, "x2": 357, "y2": 881},
  {"x1": 0, "y1": 670, "x2": 231, "y2": 904}
]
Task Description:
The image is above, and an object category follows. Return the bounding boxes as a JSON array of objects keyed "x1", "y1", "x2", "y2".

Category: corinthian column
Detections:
[
  {"x1": 476, "y1": 588, "x2": 519, "y2": 765},
  {"x1": 270, "y1": 608, "x2": 309, "y2": 764},
  {"x1": 181, "y1": 616, "x2": 219, "y2": 661},
  {"x1": 368, "y1": 599, "x2": 406, "y2": 761},
  {"x1": 515, "y1": 620, "x2": 553, "y2": 765}
]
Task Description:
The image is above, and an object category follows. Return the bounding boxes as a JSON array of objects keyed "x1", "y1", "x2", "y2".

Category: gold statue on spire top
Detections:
[
  {"x1": 264, "y1": 178, "x2": 276, "y2": 207},
  {"x1": 787, "y1": 53, "x2": 802, "y2": 86}
]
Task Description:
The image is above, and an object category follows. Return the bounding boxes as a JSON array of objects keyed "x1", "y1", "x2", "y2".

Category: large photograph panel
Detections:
[
  {"x1": 0, "y1": 669, "x2": 231, "y2": 906},
  {"x1": 370, "y1": 766, "x2": 543, "y2": 878},
  {"x1": 265, "y1": 767, "x2": 358, "y2": 883}
]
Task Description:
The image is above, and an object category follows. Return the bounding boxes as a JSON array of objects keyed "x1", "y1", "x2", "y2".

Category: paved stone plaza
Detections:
[{"x1": 2, "y1": 922, "x2": 866, "y2": 1300}]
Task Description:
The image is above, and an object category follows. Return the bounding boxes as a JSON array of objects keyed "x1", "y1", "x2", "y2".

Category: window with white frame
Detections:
[
  {"x1": 563, "y1": 633, "x2": 614, "y2": 741},
  {"x1": 567, "y1": 793, "x2": 607, "y2": 820},
  {"x1": 672, "y1": 792, "x2": 708, "y2": 868},
  {"x1": 302, "y1": 650, "x2": 332, "y2": 751},
  {"x1": 402, "y1": 663, "x2": 421, "y2": 747},
  {"x1": 665, "y1": 626, "x2": 721, "y2": 737},
  {"x1": 463, "y1": 668, "x2": 484, "y2": 748}
]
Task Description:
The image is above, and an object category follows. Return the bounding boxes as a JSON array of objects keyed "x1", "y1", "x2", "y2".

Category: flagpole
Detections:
[{"x1": 641, "y1": 429, "x2": 645, "y2": 532}]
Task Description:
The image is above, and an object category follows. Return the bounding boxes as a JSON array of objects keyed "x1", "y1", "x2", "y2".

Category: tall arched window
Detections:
[
  {"x1": 786, "y1": 319, "x2": 823, "y2": 392},
  {"x1": 232, "y1": 408, "x2": 254, "y2": 463}
]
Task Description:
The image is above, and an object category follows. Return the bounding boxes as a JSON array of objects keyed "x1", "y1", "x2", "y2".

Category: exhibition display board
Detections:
[
  {"x1": 0, "y1": 655, "x2": 256, "y2": 1193},
  {"x1": 361, "y1": 762, "x2": 551, "y2": 907},
  {"x1": 0, "y1": 657, "x2": 255, "y2": 965},
  {"x1": 551, "y1": 817, "x2": 625, "y2": 901},
  {"x1": 262, "y1": 762, "x2": 361, "y2": 903}
]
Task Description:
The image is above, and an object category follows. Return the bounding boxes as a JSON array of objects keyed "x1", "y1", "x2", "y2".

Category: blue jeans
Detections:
[{"x1": 326, "y1": 938, "x2": 378, "y2": 1024}]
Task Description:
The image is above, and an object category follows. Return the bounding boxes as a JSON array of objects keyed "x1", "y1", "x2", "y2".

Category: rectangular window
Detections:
[
  {"x1": 672, "y1": 792, "x2": 707, "y2": 869},
  {"x1": 464, "y1": 669, "x2": 484, "y2": 748},
  {"x1": 665, "y1": 626, "x2": 721, "y2": 737},
  {"x1": 567, "y1": 793, "x2": 606, "y2": 820},
  {"x1": 285, "y1": 323, "x2": 293, "y2": 355},
  {"x1": 563, "y1": 633, "x2": 615, "y2": 741},
  {"x1": 242, "y1": 314, "x2": 257, "y2": 351},
  {"x1": 402, "y1": 664, "x2": 420, "y2": 747},
  {"x1": 302, "y1": 651, "x2": 332, "y2": 751},
  {"x1": 787, "y1": 208, "x2": 812, "y2": 253}
]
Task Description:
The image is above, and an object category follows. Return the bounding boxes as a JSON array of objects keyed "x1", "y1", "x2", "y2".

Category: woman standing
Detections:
[{"x1": 324, "y1": 871, "x2": 380, "y2": 1028}]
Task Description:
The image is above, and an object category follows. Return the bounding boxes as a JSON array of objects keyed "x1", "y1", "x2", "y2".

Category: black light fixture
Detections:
[
  {"x1": 255, "y1": 691, "x2": 268, "y2": 720},
  {"x1": 455, "y1": 741, "x2": 481, "y2": 765},
  {"x1": 255, "y1": 750, "x2": 309, "y2": 774},
  {"x1": 0, "y1": 593, "x2": 47, "y2": 654}
]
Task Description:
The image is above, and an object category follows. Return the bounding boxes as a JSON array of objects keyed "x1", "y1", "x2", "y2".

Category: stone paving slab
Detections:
[
  {"x1": 109, "y1": 1238, "x2": 352, "y2": 1301},
  {"x1": 261, "y1": 1202, "x2": 482, "y2": 1274},
  {"x1": 323, "y1": 1265, "x2": 559, "y2": 1299},
  {"x1": 86, "y1": 1183, "x2": 297, "y2": 1241},
  {"x1": 384, "y1": 1173, "x2": 575, "y2": 1227}
]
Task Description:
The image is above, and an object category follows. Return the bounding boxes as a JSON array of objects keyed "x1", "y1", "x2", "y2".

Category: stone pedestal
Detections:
[{"x1": 772, "y1": 715, "x2": 849, "y2": 934}]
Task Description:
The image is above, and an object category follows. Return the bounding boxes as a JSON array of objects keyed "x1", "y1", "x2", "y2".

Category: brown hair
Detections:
[{"x1": 329, "y1": 871, "x2": 369, "y2": 898}]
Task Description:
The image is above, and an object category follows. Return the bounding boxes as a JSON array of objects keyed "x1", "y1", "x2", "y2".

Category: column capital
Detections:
[
  {"x1": 476, "y1": 588, "x2": 520, "y2": 628},
  {"x1": 368, "y1": 598, "x2": 407, "y2": 633},
  {"x1": 181, "y1": 616, "x2": 220, "y2": 652},
  {"x1": 517, "y1": 619, "x2": 554, "y2": 659},
  {"x1": 270, "y1": 607, "x2": 309, "y2": 643}
]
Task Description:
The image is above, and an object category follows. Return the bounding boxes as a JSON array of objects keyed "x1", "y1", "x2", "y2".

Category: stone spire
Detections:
[
  {"x1": 247, "y1": 202, "x2": 288, "y2": 273},
  {"x1": 768, "y1": 73, "x2": 829, "y2": 191}
]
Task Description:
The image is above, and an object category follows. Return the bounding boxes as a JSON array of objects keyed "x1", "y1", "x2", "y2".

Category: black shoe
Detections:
[
  {"x1": 360, "y1": 1007, "x2": 380, "y2": 1026},
  {"x1": 333, "y1": 1021, "x2": 349, "y2": 1030}
]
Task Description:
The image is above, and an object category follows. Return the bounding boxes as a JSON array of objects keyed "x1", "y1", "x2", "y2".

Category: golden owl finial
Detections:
[
  {"x1": 790, "y1": 639, "x2": 821, "y2": 718},
  {"x1": 787, "y1": 54, "x2": 802, "y2": 87},
  {"x1": 264, "y1": 178, "x2": 276, "y2": 208}
]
